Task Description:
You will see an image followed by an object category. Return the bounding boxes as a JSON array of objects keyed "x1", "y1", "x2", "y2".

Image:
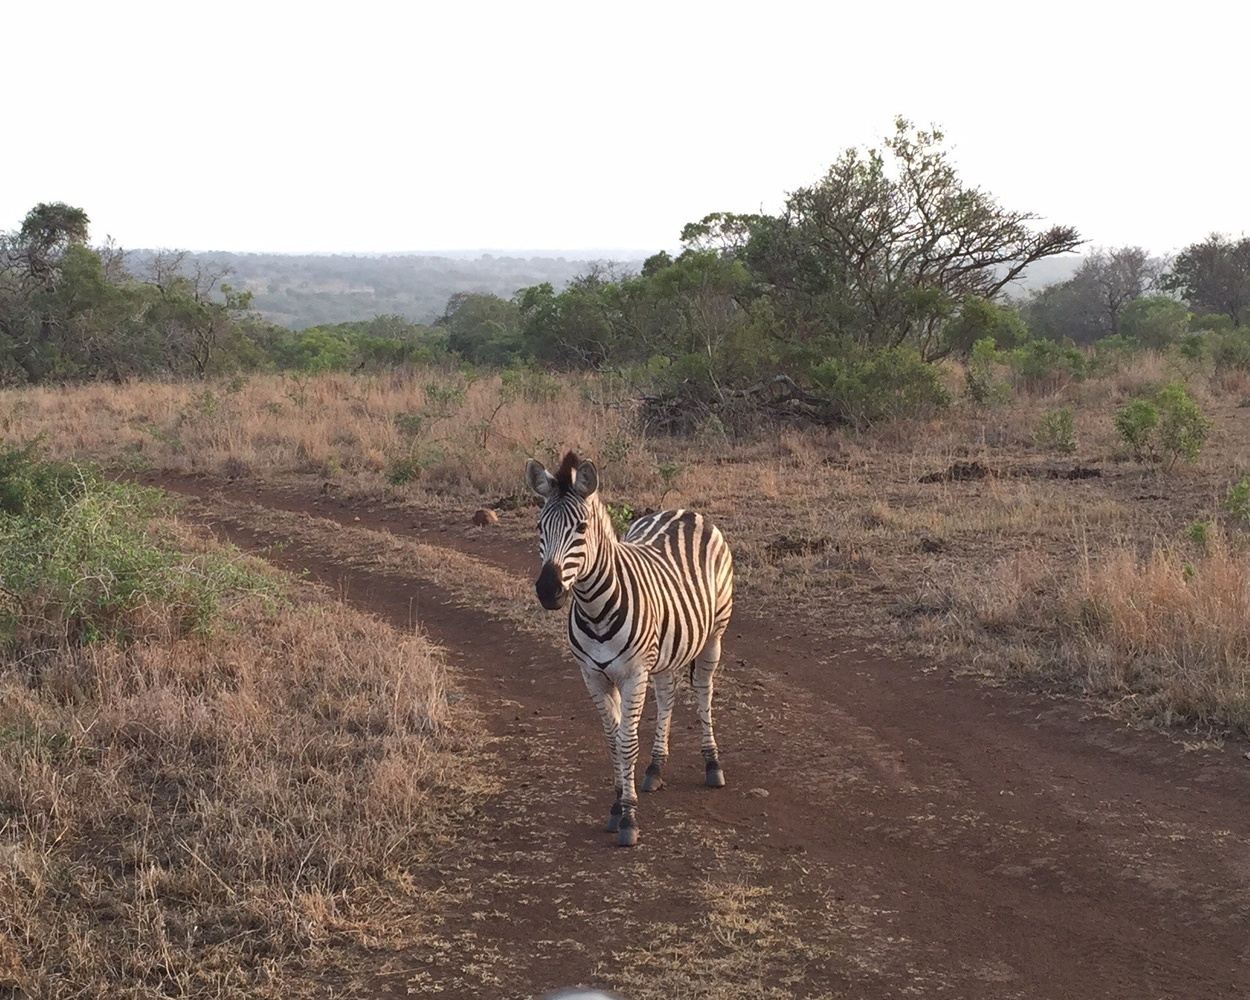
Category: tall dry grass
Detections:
[
  {"x1": 1075, "y1": 534, "x2": 1250, "y2": 728},
  {"x1": 0, "y1": 370, "x2": 664, "y2": 499},
  {"x1": 922, "y1": 532, "x2": 1250, "y2": 732},
  {"x1": 5, "y1": 362, "x2": 1250, "y2": 735},
  {"x1": 0, "y1": 521, "x2": 477, "y2": 999}
]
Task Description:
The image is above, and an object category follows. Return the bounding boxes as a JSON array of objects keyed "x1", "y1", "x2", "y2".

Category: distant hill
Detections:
[
  {"x1": 1001, "y1": 254, "x2": 1083, "y2": 299},
  {"x1": 120, "y1": 248, "x2": 1081, "y2": 329},
  {"x1": 122, "y1": 250, "x2": 646, "y2": 329}
]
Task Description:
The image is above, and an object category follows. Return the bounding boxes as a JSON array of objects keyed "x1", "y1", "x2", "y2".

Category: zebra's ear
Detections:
[
  {"x1": 525, "y1": 459, "x2": 556, "y2": 498},
  {"x1": 574, "y1": 460, "x2": 599, "y2": 498}
]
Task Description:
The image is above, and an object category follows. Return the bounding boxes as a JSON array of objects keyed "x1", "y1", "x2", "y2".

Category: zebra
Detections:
[{"x1": 524, "y1": 450, "x2": 734, "y2": 847}]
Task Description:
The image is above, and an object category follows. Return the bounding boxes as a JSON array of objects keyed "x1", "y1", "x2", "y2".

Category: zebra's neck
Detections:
[{"x1": 571, "y1": 495, "x2": 621, "y2": 613}]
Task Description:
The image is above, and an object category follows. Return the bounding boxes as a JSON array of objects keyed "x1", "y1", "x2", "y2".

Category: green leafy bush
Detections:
[
  {"x1": 1035, "y1": 407, "x2": 1077, "y2": 454},
  {"x1": 0, "y1": 440, "x2": 95, "y2": 515},
  {"x1": 1185, "y1": 519, "x2": 1211, "y2": 548},
  {"x1": 1210, "y1": 329, "x2": 1250, "y2": 373},
  {"x1": 1178, "y1": 332, "x2": 1207, "y2": 361},
  {"x1": 943, "y1": 296, "x2": 1028, "y2": 355},
  {"x1": 1115, "y1": 383, "x2": 1210, "y2": 468},
  {"x1": 1114, "y1": 398, "x2": 1159, "y2": 462},
  {"x1": 1006, "y1": 339, "x2": 1086, "y2": 393},
  {"x1": 964, "y1": 337, "x2": 1011, "y2": 405},
  {"x1": 810, "y1": 347, "x2": 951, "y2": 428},
  {"x1": 606, "y1": 501, "x2": 635, "y2": 536},
  {"x1": 1225, "y1": 476, "x2": 1250, "y2": 523},
  {"x1": 0, "y1": 445, "x2": 269, "y2": 652},
  {"x1": 1088, "y1": 334, "x2": 1141, "y2": 375},
  {"x1": 1120, "y1": 296, "x2": 1189, "y2": 349},
  {"x1": 386, "y1": 455, "x2": 422, "y2": 486}
]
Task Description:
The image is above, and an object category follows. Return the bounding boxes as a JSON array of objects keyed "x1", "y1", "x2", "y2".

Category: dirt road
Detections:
[{"x1": 151, "y1": 473, "x2": 1250, "y2": 1000}]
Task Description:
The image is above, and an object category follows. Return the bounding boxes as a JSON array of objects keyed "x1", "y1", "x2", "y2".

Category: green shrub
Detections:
[
  {"x1": 394, "y1": 411, "x2": 424, "y2": 438},
  {"x1": 1006, "y1": 339, "x2": 1086, "y2": 393},
  {"x1": 1035, "y1": 407, "x2": 1077, "y2": 454},
  {"x1": 1186, "y1": 520, "x2": 1211, "y2": 548},
  {"x1": 1210, "y1": 329, "x2": 1250, "y2": 372},
  {"x1": 0, "y1": 440, "x2": 96, "y2": 515},
  {"x1": 1178, "y1": 332, "x2": 1207, "y2": 361},
  {"x1": 1155, "y1": 383, "x2": 1211, "y2": 467},
  {"x1": 1088, "y1": 334, "x2": 1141, "y2": 375},
  {"x1": 1114, "y1": 398, "x2": 1159, "y2": 462},
  {"x1": 1115, "y1": 383, "x2": 1210, "y2": 468},
  {"x1": 810, "y1": 347, "x2": 951, "y2": 428},
  {"x1": 386, "y1": 455, "x2": 422, "y2": 486},
  {"x1": 606, "y1": 501, "x2": 635, "y2": 536},
  {"x1": 964, "y1": 337, "x2": 1010, "y2": 405},
  {"x1": 943, "y1": 296, "x2": 1028, "y2": 356},
  {"x1": 0, "y1": 445, "x2": 269, "y2": 652},
  {"x1": 1120, "y1": 296, "x2": 1189, "y2": 349},
  {"x1": 1225, "y1": 476, "x2": 1250, "y2": 523}
]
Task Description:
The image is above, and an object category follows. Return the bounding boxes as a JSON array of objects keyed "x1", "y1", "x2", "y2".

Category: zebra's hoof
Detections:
[
  {"x1": 705, "y1": 762, "x2": 726, "y2": 788},
  {"x1": 641, "y1": 763, "x2": 664, "y2": 792},
  {"x1": 606, "y1": 801, "x2": 623, "y2": 833},
  {"x1": 617, "y1": 816, "x2": 639, "y2": 847}
]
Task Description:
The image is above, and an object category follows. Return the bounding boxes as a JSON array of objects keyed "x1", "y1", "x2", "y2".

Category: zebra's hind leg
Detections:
[
  {"x1": 642, "y1": 668, "x2": 676, "y2": 793},
  {"x1": 581, "y1": 666, "x2": 623, "y2": 832},
  {"x1": 692, "y1": 634, "x2": 726, "y2": 788}
]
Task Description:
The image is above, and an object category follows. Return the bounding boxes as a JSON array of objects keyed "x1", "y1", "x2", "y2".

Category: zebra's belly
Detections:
[{"x1": 569, "y1": 617, "x2": 711, "y2": 677}]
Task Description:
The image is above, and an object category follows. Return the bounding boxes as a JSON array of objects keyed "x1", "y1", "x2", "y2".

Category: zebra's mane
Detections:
[{"x1": 555, "y1": 450, "x2": 580, "y2": 493}]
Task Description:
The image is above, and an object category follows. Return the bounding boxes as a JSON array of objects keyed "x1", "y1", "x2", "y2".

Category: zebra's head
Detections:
[{"x1": 525, "y1": 451, "x2": 601, "y2": 611}]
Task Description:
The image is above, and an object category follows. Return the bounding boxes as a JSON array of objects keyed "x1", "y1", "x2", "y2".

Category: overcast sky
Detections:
[{"x1": 7, "y1": 1, "x2": 1247, "y2": 255}]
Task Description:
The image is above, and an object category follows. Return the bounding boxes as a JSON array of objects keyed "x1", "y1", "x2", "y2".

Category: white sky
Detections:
[{"x1": 6, "y1": 1, "x2": 1247, "y2": 255}]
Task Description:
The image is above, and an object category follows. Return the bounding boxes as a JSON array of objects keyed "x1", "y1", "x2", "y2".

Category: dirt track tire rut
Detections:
[{"x1": 153, "y1": 473, "x2": 1250, "y2": 1000}]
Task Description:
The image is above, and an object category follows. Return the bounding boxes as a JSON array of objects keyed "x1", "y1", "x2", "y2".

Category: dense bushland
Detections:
[{"x1": 4, "y1": 121, "x2": 1248, "y2": 437}]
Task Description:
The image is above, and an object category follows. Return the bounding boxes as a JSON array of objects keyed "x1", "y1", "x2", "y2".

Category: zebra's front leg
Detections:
[
  {"x1": 614, "y1": 670, "x2": 649, "y2": 847},
  {"x1": 581, "y1": 666, "x2": 623, "y2": 832},
  {"x1": 693, "y1": 634, "x2": 726, "y2": 788},
  {"x1": 642, "y1": 668, "x2": 676, "y2": 793}
]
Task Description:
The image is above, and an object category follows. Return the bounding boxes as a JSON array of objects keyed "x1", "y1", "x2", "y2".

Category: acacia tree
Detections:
[
  {"x1": 145, "y1": 251, "x2": 257, "y2": 377},
  {"x1": 0, "y1": 203, "x2": 94, "y2": 379},
  {"x1": 1161, "y1": 234, "x2": 1250, "y2": 327},
  {"x1": 682, "y1": 119, "x2": 1082, "y2": 358}
]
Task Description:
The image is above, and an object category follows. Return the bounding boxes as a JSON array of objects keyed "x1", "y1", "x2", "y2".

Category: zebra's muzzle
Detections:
[{"x1": 535, "y1": 561, "x2": 568, "y2": 610}]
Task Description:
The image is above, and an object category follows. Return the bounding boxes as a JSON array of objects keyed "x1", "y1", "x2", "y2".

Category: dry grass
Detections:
[
  {"x1": 5, "y1": 356, "x2": 1250, "y2": 734},
  {"x1": 910, "y1": 530, "x2": 1250, "y2": 731},
  {"x1": 0, "y1": 519, "x2": 484, "y2": 999},
  {"x1": 0, "y1": 371, "x2": 664, "y2": 499},
  {"x1": 1075, "y1": 533, "x2": 1250, "y2": 727}
]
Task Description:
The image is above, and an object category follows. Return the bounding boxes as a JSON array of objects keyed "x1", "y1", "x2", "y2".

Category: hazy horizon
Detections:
[{"x1": 8, "y1": 2, "x2": 1248, "y2": 257}]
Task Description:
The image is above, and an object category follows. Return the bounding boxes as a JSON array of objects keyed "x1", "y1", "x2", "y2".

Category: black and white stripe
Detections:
[{"x1": 525, "y1": 451, "x2": 734, "y2": 847}]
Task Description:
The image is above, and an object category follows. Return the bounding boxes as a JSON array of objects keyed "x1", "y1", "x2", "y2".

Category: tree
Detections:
[
  {"x1": 15, "y1": 202, "x2": 90, "y2": 286},
  {"x1": 145, "y1": 251, "x2": 259, "y2": 377},
  {"x1": 0, "y1": 203, "x2": 96, "y2": 380},
  {"x1": 1161, "y1": 234, "x2": 1250, "y2": 327},
  {"x1": 441, "y1": 292, "x2": 522, "y2": 365},
  {"x1": 1025, "y1": 246, "x2": 1162, "y2": 344},
  {"x1": 943, "y1": 296, "x2": 1028, "y2": 356},
  {"x1": 1120, "y1": 295, "x2": 1189, "y2": 348},
  {"x1": 1078, "y1": 247, "x2": 1160, "y2": 336},
  {"x1": 688, "y1": 119, "x2": 1082, "y2": 358}
]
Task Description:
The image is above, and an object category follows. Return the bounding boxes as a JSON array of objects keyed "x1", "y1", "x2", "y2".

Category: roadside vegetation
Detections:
[
  {"x1": 5, "y1": 332, "x2": 1249, "y2": 737},
  {"x1": 0, "y1": 446, "x2": 478, "y2": 998}
]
